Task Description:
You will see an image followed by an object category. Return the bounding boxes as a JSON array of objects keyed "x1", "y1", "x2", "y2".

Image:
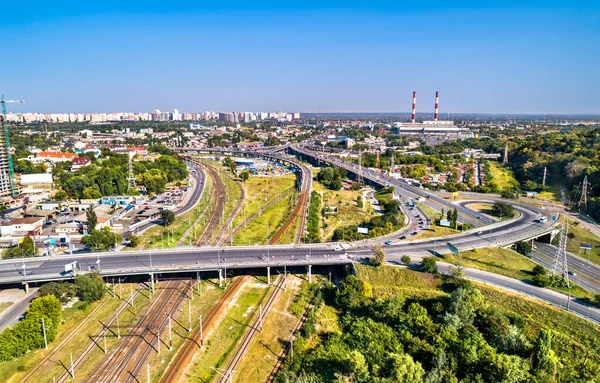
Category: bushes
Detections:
[
  {"x1": 38, "y1": 282, "x2": 77, "y2": 304},
  {"x1": 371, "y1": 245, "x2": 386, "y2": 267},
  {"x1": 75, "y1": 272, "x2": 106, "y2": 304},
  {"x1": 316, "y1": 166, "x2": 347, "y2": 190},
  {"x1": 420, "y1": 257, "x2": 438, "y2": 273},
  {"x1": 305, "y1": 191, "x2": 322, "y2": 243},
  {"x1": 515, "y1": 241, "x2": 532, "y2": 257},
  {"x1": 0, "y1": 295, "x2": 62, "y2": 361},
  {"x1": 401, "y1": 255, "x2": 411, "y2": 265}
]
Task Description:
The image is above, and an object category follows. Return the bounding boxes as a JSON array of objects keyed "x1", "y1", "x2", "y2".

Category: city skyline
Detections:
[{"x1": 2, "y1": 1, "x2": 599, "y2": 114}]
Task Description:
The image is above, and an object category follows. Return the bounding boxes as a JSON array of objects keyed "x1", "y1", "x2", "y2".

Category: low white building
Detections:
[
  {"x1": 0, "y1": 217, "x2": 44, "y2": 237},
  {"x1": 19, "y1": 173, "x2": 53, "y2": 195}
]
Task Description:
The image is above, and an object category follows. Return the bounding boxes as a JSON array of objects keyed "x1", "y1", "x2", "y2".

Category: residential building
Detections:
[
  {"x1": 0, "y1": 217, "x2": 44, "y2": 237},
  {"x1": 36, "y1": 151, "x2": 79, "y2": 163}
]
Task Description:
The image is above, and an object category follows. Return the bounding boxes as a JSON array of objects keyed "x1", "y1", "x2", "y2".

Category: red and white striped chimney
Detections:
[
  {"x1": 434, "y1": 91, "x2": 439, "y2": 121},
  {"x1": 411, "y1": 91, "x2": 416, "y2": 123}
]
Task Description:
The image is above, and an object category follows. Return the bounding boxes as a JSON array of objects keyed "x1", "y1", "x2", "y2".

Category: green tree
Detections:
[
  {"x1": 335, "y1": 275, "x2": 367, "y2": 309},
  {"x1": 38, "y1": 282, "x2": 77, "y2": 305},
  {"x1": 371, "y1": 245, "x2": 386, "y2": 267},
  {"x1": 239, "y1": 170, "x2": 251, "y2": 182},
  {"x1": 515, "y1": 241, "x2": 532, "y2": 256},
  {"x1": 4, "y1": 236, "x2": 37, "y2": 259},
  {"x1": 86, "y1": 205, "x2": 98, "y2": 231},
  {"x1": 160, "y1": 209, "x2": 175, "y2": 227},
  {"x1": 75, "y1": 272, "x2": 105, "y2": 303},
  {"x1": 127, "y1": 234, "x2": 140, "y2": 247},
  {"x1": 81, "y1": 227, "x2": 122, "y2": 251},
  {"x1": 356, "y1": 195, "x2": 363, "y2": 208},
  {"x1": 386, "y1": 353, "x2": 425, "y2": 383},
  {"x1": 420, "y1": 257, "x2": 438, "y2": 273},
  {"x1": 400, "y1": 255, "x2": 411, "y2": 265}
]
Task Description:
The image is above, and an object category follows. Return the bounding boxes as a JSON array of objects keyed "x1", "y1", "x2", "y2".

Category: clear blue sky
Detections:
[{"x1": 2, "y1": 1, "x2": 599, "y2": 114}]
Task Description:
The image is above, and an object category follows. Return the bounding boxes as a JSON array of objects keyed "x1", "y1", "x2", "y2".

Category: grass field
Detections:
[
  {"x1": 441, "y1": 247, "x2": 592, "y2": 299},
  {"x1": 486, "y1": 161, "x2": 519, "y2": 192},
  {"x1": 232, "y1": 174, "x2": 296, "y2": 229},
  {"x1": 1, "y1": 283, "x2": 150, "y2": 383},
  {"x1": 313, "y1": 179, "x2": 374, "y2": 241},
  {"x1": 234, "y1": 193, "x2": 295, "y2": 245},
  {"x1": 187, "y1": 281, "x2": 271, "y2": 382},
  {"x1": 204, "y1": 161, "x2": 243, "y2": 243},
  {"x1": 139, "y1": 170, "x2": 214, "y2": 249},
  {"x1": 466, "y1": 202, "x2": 504, "y2": 218},
  {"x1": 565, "y1": 219, "x2": 600, "y2": 265},
  {"x1": 0, "y1": 302, "x2": 12, "y2": 315}
]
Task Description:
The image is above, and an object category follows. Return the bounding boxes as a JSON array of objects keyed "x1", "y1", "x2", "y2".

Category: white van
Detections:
[{"x1": 539, "y1": 216, "x2": 548, "y2": 223}]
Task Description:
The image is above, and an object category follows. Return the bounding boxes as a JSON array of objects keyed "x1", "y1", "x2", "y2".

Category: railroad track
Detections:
[
  {"x1": 221, "y1": 186, "x2": 295, "y2": 245},
  {"x1": 85, "y1": 280, "x2": 187, "y2": 383},
  {"x1": 216, "y1": 276, "x2": 285, "y2": 383},
  {"x1": 195, "y1": 163, "x2": 226, "y2": 246},
  {"x1": 212, "y1": 177, "x2": 246, "y2": 246},
  {"x1": 268, "y1": 163, "x2": 311, "y2": 244},
  {"x1": 159, "y1": 276, "x2": 248, "y2": 383},
  {"x1": 54, "y1": 284, "x2": 145, "y2": 383}
]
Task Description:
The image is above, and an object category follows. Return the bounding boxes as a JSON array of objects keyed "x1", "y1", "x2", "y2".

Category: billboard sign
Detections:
[
  {"x1": 357, "y1": 227, "x2": 369, "y2": 234},
  {"x1": 440, "y1": 219, "x2": 451, "y2": 227},
  {"x1": 580, "y1": 242, "x2": 593, "y2": 250},
  {"x1": 446, "y1": 242, "x2": 459, "y2": 255}
]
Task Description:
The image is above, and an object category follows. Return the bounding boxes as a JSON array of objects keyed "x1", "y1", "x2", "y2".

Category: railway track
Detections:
[
  {"x1": 221, "y1": 186, "x2": 295, "y2": 245},
  {"x1": 54, "y1": 284, "x2": 145, "y2": 383},
  {"x1": 85, "y1": 280, "x2": 187, "y2": 383},
  {"x1": 268, "y1": 163, "x2": 311, "y2": 244},
  {"x1": 212, "y1": 177, "x2": 246, "y2": 246},
  {"x1": 159, "y1": 276, "x2": 248, "y2": 383},
  {"x1": 216, "y1": 276, "x2": 285, "y2": 383},
  {"x1": 195, "y1": 163, "x2": 226, "y2": 246}
]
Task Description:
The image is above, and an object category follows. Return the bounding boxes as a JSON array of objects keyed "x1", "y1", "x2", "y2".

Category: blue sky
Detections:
[{"x1": 2, "y1": 1, "x2": 599, "y2": 114}]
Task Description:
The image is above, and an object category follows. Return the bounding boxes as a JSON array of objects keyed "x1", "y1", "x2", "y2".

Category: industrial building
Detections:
[{"x1": 394, "y1": 91, "x2": 467, "y2": 135}]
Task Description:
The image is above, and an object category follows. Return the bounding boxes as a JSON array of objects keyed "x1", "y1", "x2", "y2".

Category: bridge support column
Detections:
[
  {"x1": 267, "y1": 266, "x2": 271, "y2": 286},
  {"x1": 149, "y1": 273, "x2": 155, "y2": 294},
  {"x1": 23, "y1": 282, "x2": 29, "y2": 294},
  {"x1": 218, "y1": 269, "x2": 223, "y2": 288},
  {"x1": 307, "y1": 264, "x2": 312, "y2": 283}
]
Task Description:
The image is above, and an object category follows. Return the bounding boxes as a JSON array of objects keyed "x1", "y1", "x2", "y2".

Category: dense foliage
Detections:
[
  {"x1": 3, "y1": 236, "x2": 37, "y2": 259},
  {"x1": 51, "y1": 152, "x2": 188, "y2": 199},
  {"x1": 81, "y1": 227, "x2": 123, "y2": 251},
  {"x1": 317, "y1": 167, "x2": 347, "y2": 191},
  {"x1": 305, "y1": 191, "x2": 322, "y2": 243},
  {"x1": 0, "y1": 295, "x2": 62, "y2": 361},
  {"x1": 278, "y1": 274, "x2": 599, "y2": 382}
]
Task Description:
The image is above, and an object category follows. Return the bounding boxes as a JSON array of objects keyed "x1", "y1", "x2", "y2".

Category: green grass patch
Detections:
[
  {"x1": 485, "y1": 161, "x2": 519, "y2": 192},
  {"x1": 564, "y1": 219, "x2": 600, "y2": 266},
  {"x1": 234, "y1": 193, "x2": 294, "y2": 245},
  {"x1": 0, "y1": 302, "x2": 13, "y2": 315}
]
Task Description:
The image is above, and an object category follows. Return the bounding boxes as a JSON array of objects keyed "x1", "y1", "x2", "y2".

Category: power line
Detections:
[{"x1": 578, "y1": 176, "x2": 588, "y2": 215}]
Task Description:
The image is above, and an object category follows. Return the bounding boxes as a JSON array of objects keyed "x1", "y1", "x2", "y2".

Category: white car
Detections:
[{"x1": 333, "y1": 245, "x2": 343, "y2": 251}]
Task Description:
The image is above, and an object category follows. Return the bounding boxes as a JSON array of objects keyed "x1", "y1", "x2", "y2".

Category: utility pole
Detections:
[
  {"x1": 258, "y1": 304, "x2": 263, "y2": 334},
  {"x1": 168, "y1": 314, "x2": 173, "y2": 350},
  {"x1": 542, "y1": 167, "x2": 548, "y2": 188},
  {"x1": 578, "y1": 176, "x2": 589, "y2": 215},
  {"x1": 503, "y1": 140, "x2": 509, "y2": 165},
  {"x1": 70, "y1": 352, "x2": 75, "y2": 379},
  {"x1": 552, "y1": 219, "x2": 570, "y2": 288},
  {"x1": 199, "y1": 315, "x2": 204, "y2": 349},
  {"x1": 41, "y1": 317, "x2": 48, "y2": 350},
  {"x1": 188, "y1": 298, "x2": 192, "y2": 332}
]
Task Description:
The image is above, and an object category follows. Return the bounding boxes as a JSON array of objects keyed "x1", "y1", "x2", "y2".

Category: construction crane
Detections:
[{"x1": 1, "y1": 94, "x2": 25, "y2": 197}]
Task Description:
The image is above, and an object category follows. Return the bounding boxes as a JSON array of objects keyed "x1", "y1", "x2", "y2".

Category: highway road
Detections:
[{"x1": 0, "y1": 145, "x2": 597, "y2": 326}]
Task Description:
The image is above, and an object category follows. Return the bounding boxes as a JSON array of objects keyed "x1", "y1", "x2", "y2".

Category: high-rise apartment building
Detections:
[{"x1": 0, "y1": 117, "x2": 14, "y2": 198}]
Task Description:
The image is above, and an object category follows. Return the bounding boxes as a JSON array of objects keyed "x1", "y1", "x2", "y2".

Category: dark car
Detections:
[{"x1": 399, "y1": 235, "x2": 406, "y2": 240}]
